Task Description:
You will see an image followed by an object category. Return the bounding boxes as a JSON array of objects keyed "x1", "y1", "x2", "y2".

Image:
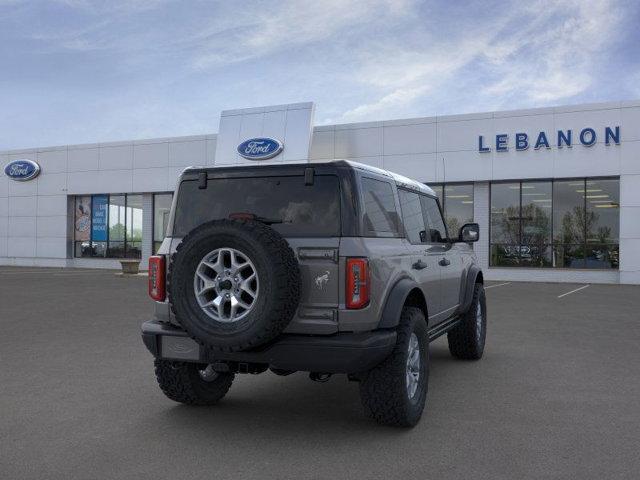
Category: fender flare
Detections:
[
  {"x1": 377, "y1": 277, "x2": 424, "y2": 329},
  {"x1": 459, "y1": 266, "x2": 483, "y2": 314}
]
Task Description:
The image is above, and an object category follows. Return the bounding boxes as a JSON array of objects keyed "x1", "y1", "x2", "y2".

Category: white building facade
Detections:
[{"x1": 1, "y1": 100, "x2": 639, "y2": 284}]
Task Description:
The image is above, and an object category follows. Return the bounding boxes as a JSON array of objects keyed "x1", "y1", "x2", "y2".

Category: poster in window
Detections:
[
  {"x1": 74, "y1": 196, "x2": 91, "y2": 241},
  {"x1": 91, "y1": 195, "x2": 108, "y2": 242}
]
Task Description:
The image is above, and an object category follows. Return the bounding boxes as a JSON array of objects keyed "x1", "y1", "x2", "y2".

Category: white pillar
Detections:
[
  {"x1": 619, "y1": 173, "x2": 640, "y2": 284},
  {"x1": 473, "y1": 182, "x2": 490, "y2": 272},
  {"x1": 141, "y1": 193, "x2": 153, "y2": 270}
]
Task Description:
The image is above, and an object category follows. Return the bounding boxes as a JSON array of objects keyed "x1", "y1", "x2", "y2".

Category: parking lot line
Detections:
[
  {"x1": 557, "y1": 284, "x2": 590, "y2": 298},
  {"x1": 485, "y1": 282, "x2": 511, "y2": 289}
]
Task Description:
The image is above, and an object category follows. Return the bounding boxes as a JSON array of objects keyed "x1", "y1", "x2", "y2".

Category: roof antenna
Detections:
[{"x1": 442, "y1": 157, "x2": 446, "y2": 184}]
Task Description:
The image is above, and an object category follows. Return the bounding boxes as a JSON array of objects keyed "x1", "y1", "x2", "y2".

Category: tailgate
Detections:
[{"x1": 284, "y1": 238, "x2": 341, "y2": 335}]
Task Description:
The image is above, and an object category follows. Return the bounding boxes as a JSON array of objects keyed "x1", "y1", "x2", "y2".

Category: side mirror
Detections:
[{"x1": 458, "y1": 223, "x2": 479, "y2": 243}]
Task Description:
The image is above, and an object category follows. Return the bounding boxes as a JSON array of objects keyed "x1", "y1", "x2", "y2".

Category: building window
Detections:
[
  {"x1": 429, "y1": 183, "x2": 474, "y2": 237},
  {"x1": 73, "y1": 193, "x2": 144, "y2": 259},
  {"x1": 74, "y1": 196, "x2": 92, "y2": 257},
  {"x1": 108, "y1": 194, "x2": 126, "y2": 257},
  {"x1": 490, "y1": 178, "x2": 619, "y2": 269},
  {"x1": 126, "y1": 194, "x2": 143, "y2": 258},
  {"x1": 153, "y1": 193, "x2": 173, "y2": 254}
]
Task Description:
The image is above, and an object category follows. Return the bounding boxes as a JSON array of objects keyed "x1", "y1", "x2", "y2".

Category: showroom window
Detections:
[
  {"x1": 429, "y1": 183, "x2": 474, "y2": 237},
  {"x1": 490, "y1": 178, "x2": 619, "y2": 269},
  {"x1": 153, "y1": 193, "x2": 173, "y2": 254},
  {"x1": 74, "y1": 194, "x2": 144, "y2": 259}
]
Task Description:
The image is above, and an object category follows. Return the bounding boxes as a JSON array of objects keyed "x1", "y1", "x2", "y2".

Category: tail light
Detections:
[
  {"x1": 148, "y1": 255, "x2": 166, "y2": 301},
  {"x1": 346, "y1": 258, "x2": 369, "y2": 309}
]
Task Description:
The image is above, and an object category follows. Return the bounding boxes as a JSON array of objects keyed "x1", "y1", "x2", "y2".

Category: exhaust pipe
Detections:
[{"x1": 309, "y1": 372, "x2": 332, "y2": 383}]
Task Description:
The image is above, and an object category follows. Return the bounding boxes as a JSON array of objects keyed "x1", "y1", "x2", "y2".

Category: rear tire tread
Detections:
[
  {"x1": 447, "y1": 283, "x2": 486, "y2": 360},
  {"x1": 154, "y1": 359, "x2": 234, "y2": 405},
  {"x1": 359, "y1": 307, "x2": 428, "y2": 427}
]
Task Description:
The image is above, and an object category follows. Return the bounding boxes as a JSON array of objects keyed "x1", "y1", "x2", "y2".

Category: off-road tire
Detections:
[
  {"x1": 154, "y1": 359, "x2": 234, "y2": 405},
  {"x1": 168, "y1": 219, "x2": 300, "y2": 352},
  {"x1": 359, "y1": 307, "x2": 429, "y2": 427},
  {"x1": 447, "y1": 282, "x2": 486, "y2": 360}
]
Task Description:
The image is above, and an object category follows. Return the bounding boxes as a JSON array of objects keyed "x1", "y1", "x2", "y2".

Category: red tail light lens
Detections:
[
  {"x1": 148, "y1": 255, "x2": 166, "y2": 301},
  {"x1": 346, "y1": 258, "x2": 369, "y2": 309}
]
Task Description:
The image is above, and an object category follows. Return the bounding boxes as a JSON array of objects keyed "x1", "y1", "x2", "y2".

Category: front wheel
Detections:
[
  {"x1": 447, "y1": 282, "x2": 487, "y2": 360},
  {"x1": 359, "y1": 306, "x2": 429, "y2": 427},
  {"x1": 154, "y1": 359, "x2": 235, "y2": 405}
]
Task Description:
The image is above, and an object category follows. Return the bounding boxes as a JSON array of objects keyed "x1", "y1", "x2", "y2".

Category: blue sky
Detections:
[{"x1": 1, "y1": 0, "x2": 639, "y2": 150}]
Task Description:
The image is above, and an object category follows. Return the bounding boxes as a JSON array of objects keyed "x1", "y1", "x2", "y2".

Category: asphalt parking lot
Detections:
[{"x1": 1, "y1": 268, "x2": 639, "y2": 480}]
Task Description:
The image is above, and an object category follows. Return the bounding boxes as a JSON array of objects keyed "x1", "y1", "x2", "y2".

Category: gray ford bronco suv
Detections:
[{"x1": 142, "y1": 160, "x2": 486, "y2": 427}]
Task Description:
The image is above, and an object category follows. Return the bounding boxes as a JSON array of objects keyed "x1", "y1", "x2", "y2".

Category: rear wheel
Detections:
[
  {"x1": 359, "y1": 306, "x2": 429, "y2": 427},
  {"x1": 154, "y1": 359, "x2": 234, "y2": 405},
  {"x1": 447, "y1": 282, "x2": 486, "y2": 360}
]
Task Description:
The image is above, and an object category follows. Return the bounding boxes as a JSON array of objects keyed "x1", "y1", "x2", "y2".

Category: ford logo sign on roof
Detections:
[
  {"x1": 4, "y1": 159, "x2": 41, "y2": 181},
  {"x1": 237, "y1": 138, "x2": 283, "y2": 160}
]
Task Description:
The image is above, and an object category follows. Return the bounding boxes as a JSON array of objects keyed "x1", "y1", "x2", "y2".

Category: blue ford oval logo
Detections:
[
  {"x1": 4, "y1": 159, "x2": 41, "y2": 182},
  {"x1": 237, "y1": 137, "x2": 283, "y2": 160}
]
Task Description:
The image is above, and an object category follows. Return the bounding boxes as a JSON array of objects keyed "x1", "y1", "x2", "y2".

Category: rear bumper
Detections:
[{"x1": 141, "y1": 320, "x2": 396, "y2": 374}]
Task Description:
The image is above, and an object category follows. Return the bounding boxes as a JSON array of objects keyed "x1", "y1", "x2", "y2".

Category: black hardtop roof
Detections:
[{"x1": 181, "y1": 160, "x2": 436, "y2": 196}]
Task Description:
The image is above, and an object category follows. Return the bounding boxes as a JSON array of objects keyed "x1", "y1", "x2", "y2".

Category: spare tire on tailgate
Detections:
[{"x1": 168, "y1": 219, "x2": 301, "y2": 352}]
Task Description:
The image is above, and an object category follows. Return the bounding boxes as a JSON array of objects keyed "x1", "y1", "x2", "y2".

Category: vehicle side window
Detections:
[
  {"x1": 361, "y1": 177, "x2": 401, "y2": 235},
  {"x1": 420, "y1": 195, "x2": 448, "y2": 243},
  {"x1": 398, "y1": 189, "x2": 426, "y2": 244}
]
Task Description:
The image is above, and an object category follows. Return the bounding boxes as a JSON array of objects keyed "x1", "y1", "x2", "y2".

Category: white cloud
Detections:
[
  {"x1": 481, "y1": 0, "x2": 621, "y2": 105},
  {"x1": 335, "y1": 0, "x2": 625, "y2": 122},
  {"x1": 339, "y1": 85, "x2": 429, "y2": 121},
  {"x1": 190, "y1": 0, "x2": 415, "y2": 69},
  {"x1": 0, "y1": 0, "x2": 634, "y2": 149},
  {"x1": 337, "y1": 35, "x2": 492, "y2": 121}
]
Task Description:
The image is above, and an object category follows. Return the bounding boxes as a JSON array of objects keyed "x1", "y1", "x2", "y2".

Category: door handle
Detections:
[
  {"x1": 412, "y1": 260, "x2": 428, "y2": 270},
  {"x1": 439, "y1": 257, "x2": 451, "y2": 267}
]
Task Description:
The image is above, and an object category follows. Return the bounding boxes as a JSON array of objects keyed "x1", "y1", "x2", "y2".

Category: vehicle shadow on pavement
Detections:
[{"x1": 135, "y1": 342, "x2": 468, "y2": 438}]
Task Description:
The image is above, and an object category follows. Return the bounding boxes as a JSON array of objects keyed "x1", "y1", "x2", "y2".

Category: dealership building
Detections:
[{"x1": 1, "y1": 100, "x2": 639, "y2": 284}]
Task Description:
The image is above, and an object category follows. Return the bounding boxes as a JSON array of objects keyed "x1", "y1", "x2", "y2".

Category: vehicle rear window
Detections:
[{"x1": 173, "y1": 175, "x2": 341, "y2": 237}]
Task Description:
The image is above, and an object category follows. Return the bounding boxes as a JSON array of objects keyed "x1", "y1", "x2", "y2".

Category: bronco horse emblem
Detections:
[{"x1": 315, "y1": 271, "x2": 330, "y2": 290}]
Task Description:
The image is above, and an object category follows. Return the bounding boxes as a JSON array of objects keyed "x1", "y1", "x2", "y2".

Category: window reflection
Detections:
[
  {"x1": 126, "y1": 194, "x2": 143, "y2": 259},
  {"x1": 362, "y1": 178, "x2": 401, "y2": 235},
  {"x1": 398, "y1": 190, "x2": 425, "y2": 244},
  {"x1": 74, "y1": 193, "x2": 144, "y2": 259},
  {"x1": 521, "y1": 181, "x2": 552, "y2": 267},
  {"x1": 444, "y1": 184, "x2": 474, "y2": 236},
  {"x1": 585, "y1": 179, "x2": 619, "y2": 268},
  {"x1": 491, "y1": 178, "x2": 619, "y2": 269},
  {"x1": 420, "y1": 195, "x2": 447, "y2": 243},
  {"x1": 108, "y1": 195, "x2": 126, "y2": 258},
  {"x1": 586, "y1": 179, "x2": 619, "y2": 244},
  {"x1": 428, "y1": 183, "x2": 473, "y2": 238},
  {"x1": 430, "y1": 185, "x2": 444, "y2": 208},
  {"x1": 153, "y1": 193, "x2": 173, "y2": 254},
  {"x1": 74, "y1": 196, "x2": 92, "y2": 257}
]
